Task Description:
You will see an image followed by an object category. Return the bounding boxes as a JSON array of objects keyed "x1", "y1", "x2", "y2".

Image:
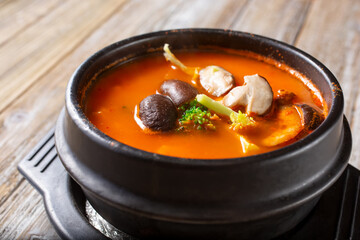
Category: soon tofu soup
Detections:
[{"x1": 84, "y1": 45, "x2": 327, "y2": 159}]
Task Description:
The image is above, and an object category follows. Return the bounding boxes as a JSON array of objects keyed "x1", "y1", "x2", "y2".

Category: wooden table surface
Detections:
[{"x1": 0, "y1": 0, "x2": 359, "y2": 239}]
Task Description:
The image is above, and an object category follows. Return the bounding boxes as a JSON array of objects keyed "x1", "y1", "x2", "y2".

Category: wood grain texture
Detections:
[
  {"x1": 0, "y1": 0, "x2": 126, "y2": 209},
  {"x1": 0, "y1": 0, "x2": 358, "y2": 238},
  {"x1": 160, "y1": 0, "x2": 247, "y2": 29},
  {"x1": 295, "y1": 0, "x2": 360, "y2": 168},
  {"x1": 0, "y1": 0, "x2": 62, "y2": 46},
  {"x1": 231, "y1": 0, "x2": 312, "y2": 43},
  {"x1": 0, "y1": 181, "x2": 59, "y2": 239},
  {"x1": 0, "y1": 0, "x2": 127, "y2": 113}
]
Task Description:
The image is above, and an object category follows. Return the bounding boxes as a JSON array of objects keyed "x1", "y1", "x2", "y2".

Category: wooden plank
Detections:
[
  {"x1": 294, "y1": 0, "x2": 360, "y2": 168},
  {"x1": 0, "y1": 0, "x2": 127, "y2": 208},
  {"x1": 0, "y1": 0, "x2": 62, "y2": 46},
  {"x1": 160, "y1": 0, "x2": 247, "y2": 29},
  {"x1": 0, "y1": 180, "x2": 59, "y2": 239},
  {"x1": 0, "y1": 0, "x2": 127, "y2": 113},
  {"x1": 230, "y1": 0, "x2": 312, "y2": 44}
]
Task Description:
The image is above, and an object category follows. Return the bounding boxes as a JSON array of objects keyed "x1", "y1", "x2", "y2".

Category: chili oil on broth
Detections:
[{"x1": 84, "y1": 51, "x2": 326, "y2": 159}]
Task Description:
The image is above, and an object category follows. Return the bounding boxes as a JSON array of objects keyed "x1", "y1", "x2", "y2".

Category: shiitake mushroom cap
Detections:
[
  {"x1": 275, "y1": 89, "x2": 296, "y2": 105},
  {"x1": 139, "y1": 94, "x2": 178, "y2": 131},
  {"x1": 159, "y1": 79, "x2": 198, "y2": 106},
  {"x1": 296, "y1": 104, "x2": 325, "y2": 131}
]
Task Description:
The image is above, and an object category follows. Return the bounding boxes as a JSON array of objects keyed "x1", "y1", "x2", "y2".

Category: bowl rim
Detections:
[{"x1": 65, "y1": 28, "x2": 344, "y2": 166}]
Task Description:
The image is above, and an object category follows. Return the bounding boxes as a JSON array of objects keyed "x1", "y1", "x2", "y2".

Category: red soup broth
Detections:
[{"x1": 84, "y1": 51, "x2": 327, "y2": 159}]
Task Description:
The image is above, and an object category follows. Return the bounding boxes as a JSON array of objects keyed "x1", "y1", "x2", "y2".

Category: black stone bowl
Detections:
[{"x1": 55, "y1": 29, "x2": 352, "y2": 239}]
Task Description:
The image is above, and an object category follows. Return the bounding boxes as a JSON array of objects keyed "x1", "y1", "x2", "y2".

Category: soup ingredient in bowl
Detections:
[
  {"x1": 275, "y1": 89, "x2": 296, "y2": 105},
  {"x1": 163, "y1": 43, "x2": 200, "y2": 79},
  {"x1": 195, "y1": 94, "x2": 256, "y2": 131},
  {"x1": 261, "y1": 105, "x2": 303, "y2": 147},
  {"x1": 164, "y1": 44, "x2": 235, "y2": 97},
  {"x1": 240, "y1": 135, "x2": 260, "y2": 153},
  {"x1": 139, "y1": 94, "x2": 178, "y2": 131},
  {"x1": 296, "y1": 104, "x2": 325, "y2": 131},
  {"x1": 195, "y1": 93, "x2": 234, "y2": 117},
  {"x1": 222, "y1": 74, "x2": 273, "y2": 115},
  {"x1": 177, "y1": 99, "x2": 217, "y2": 131},
  {"x1": 199, "y1": 65, "x2": 235, "y2": 97},
  {"x1": 159, "y1": 79, "x2": 198, "y2": 106}
]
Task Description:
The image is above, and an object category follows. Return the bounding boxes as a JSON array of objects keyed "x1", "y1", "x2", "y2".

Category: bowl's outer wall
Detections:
[
  {"x1": 83, "y1": 186, "x2": 320, "y2": 240},
  {"x1": 55, "y1": 29, "x2": 351, "y2": 237}
]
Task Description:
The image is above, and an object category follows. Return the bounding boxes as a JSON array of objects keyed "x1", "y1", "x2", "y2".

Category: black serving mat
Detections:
[{"x1": 18, "y1": 129, "x2": 360, "y2": 240}]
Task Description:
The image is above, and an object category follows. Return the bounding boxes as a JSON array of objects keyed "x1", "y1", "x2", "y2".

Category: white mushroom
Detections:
[
  {"x1": 222, "y1": 74, "x2": 273, "y2": 115},
  {"x1": 199, "y1": 65, "x2": 235, "y2": 97}
]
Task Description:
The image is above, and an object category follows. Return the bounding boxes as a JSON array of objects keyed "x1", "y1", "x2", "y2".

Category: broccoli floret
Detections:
[
  {"x1": 196, "y1": 94, "x2": 255, "y2": 131},
  {"x1": 177, "y1": 100, "x2": 216, "y2": 131},
  {"x1": 230, "y1": 111, "x2": 256, "y2": 131}
]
